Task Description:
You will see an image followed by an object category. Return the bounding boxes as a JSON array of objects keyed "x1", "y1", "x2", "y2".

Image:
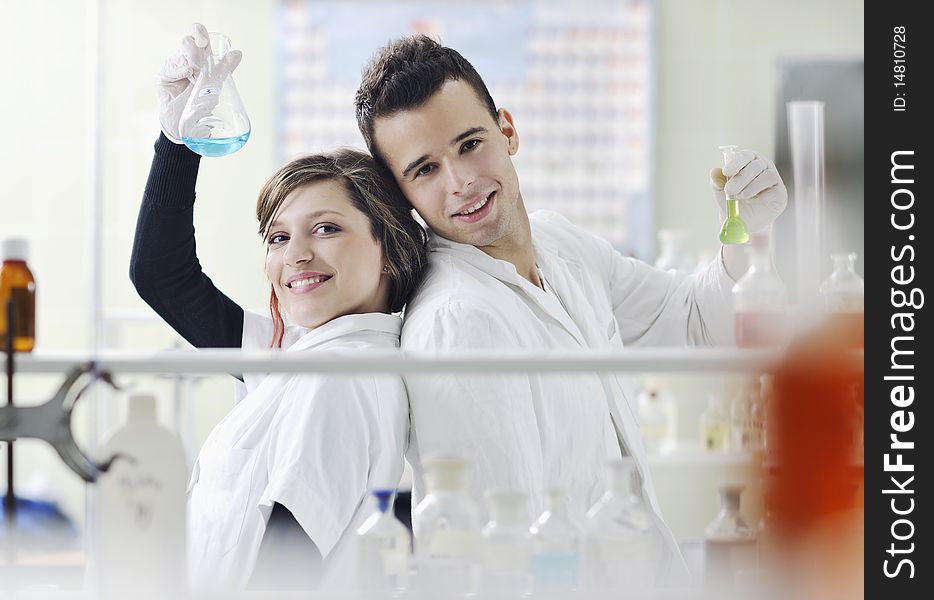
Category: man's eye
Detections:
[
  {"x1": 461, "y1": 139, "x2": 480, "y2": 152},
  {"x1": 268, "y1": 233, "x2": 288, "y2": 245},
  {"x1": 415, "y1": 164, "x2": 434, "y2": 178}
]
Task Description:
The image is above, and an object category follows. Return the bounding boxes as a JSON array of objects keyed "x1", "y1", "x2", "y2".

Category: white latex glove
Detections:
[
  {"x1": 156, "y1": 23, "x2": 242, "y2": 143},
  {"x1": 709, "y1": 149, "x2": 787, "y2": 233}
]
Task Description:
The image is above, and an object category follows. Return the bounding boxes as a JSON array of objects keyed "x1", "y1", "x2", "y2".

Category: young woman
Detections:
[{"x1": 131, "y1": 28, "x2": 428, "y2": 590}]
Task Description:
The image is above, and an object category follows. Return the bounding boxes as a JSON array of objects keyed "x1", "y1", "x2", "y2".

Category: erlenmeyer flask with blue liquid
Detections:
[{"x1": 179, "y1": 32, "x2": 250, "y2": 157}]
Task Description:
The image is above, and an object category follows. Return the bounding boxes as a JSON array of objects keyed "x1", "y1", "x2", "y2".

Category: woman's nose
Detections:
[{"x1": 284, "y1": 237, "x2": 314, "y2": 267}]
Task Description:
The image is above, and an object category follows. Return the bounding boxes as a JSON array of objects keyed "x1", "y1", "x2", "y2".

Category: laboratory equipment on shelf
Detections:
[
  {"x1": 732, "y1": 232, "x2": 788, "y2": 347},
  {"x1": 179, "y1": 32, "x2": 250, "y2": 157},
  {"x1": 700, "y1": 393, "x2": 730, "y2": 452},
  {"x1": 91, "y1": 394, "x2": 187, "y2": 600},
  {"x1": 819, "y1": 252, "x2": 864, "y2": 347},
  {"x1": 356, "y1": 489, "x2": 412, "y2": 593},
  {"x1": 704, "y1": 483, "x2": 757, "y2": 587},
  {"x1": 718, "y1": 145, "x2": 750, "y2": 245},
  {"x1": 730, "y1": 377, "x2": 764, "y2": 453},
  {"x1": 0, "y1": 238, "x2": 36, "y2": 352},
  {"x1": 583, "y1": 458, "x2": 661, "y2": 593},
  {"x1": 480, "y1": 489, "x2": 532, "y2": 596},
  {"x1": 654, "y1": 228, "x2": 695, "y2": 272},
  {"x1": 529, "y1": 488, "x2": 581, "y2": 595},
  {"x1": 636, "y1": 378, "x2": 677, "y2": 454},
  {"x1": 411, "y1": 454, "x2": 482, "y2": 594}
]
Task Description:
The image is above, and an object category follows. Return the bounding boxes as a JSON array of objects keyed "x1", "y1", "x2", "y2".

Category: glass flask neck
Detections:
[{"x1": 831, "y1": 252, "x2": 858, "y2": 274}]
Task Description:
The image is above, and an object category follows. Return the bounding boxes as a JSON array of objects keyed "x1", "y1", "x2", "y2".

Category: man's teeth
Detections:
[
  {"x1": 458, "y1": 196, "x2": 488, "y2": 215},
  {"x1": 289, "y1": 276, "x2": 328, "y2": 288}
]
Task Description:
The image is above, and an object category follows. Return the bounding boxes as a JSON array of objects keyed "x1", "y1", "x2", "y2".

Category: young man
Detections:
[{"x1": 354, "y1": 36, "x2": 787, "y2": 576}]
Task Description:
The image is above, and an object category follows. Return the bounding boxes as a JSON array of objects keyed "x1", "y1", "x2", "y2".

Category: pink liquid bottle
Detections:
[{"x1": 732, "y1": 232, "x2": 788, "y2": 347}]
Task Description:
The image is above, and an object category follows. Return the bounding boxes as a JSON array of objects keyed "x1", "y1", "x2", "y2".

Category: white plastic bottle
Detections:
[
  {"x1": 529, "y1": 488, "x2": 581, "y2": 595},
  {"x1": 583, "y1": 459, "x2": 661, "y2": 594},
  {"x1": 412, "y1": 454, "x2": 482, "y2": 595},
  {"x1": 480, "y1": 489, "x2": 532, "y2": 596},
  {"x1": 356, "y1": 489, "x2": 412, "y2": 593},
  {"x1": 90, "y1": 394, "x2": 187, "y2": 600}
]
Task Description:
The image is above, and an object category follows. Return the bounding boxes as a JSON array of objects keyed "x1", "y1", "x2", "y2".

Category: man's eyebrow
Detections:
[
  {"x1": 401, "y1": 126, "x2": 491, "y2": 178},
  {"x1": 269, "y1": 209, "x2": 344, "y2": 231}
]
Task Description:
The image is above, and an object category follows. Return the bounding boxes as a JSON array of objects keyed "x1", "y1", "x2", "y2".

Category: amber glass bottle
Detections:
[{"x1": 0, "y1": 238, "x2": 36, "y2": 352}]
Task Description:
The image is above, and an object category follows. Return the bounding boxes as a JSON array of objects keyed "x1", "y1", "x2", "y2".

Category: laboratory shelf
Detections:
[{"x1": 2, "y1": 347, "x2": 862, "y2": 376}]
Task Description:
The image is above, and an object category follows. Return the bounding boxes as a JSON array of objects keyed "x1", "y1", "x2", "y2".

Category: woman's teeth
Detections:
[{"x1": 288, "y1": 276, "x2": 329, "y2": 288}]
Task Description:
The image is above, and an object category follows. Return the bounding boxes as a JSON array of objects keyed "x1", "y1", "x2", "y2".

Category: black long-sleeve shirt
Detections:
[{"x1": 130, "y1": 133, "x2": 243, "y2": 349}]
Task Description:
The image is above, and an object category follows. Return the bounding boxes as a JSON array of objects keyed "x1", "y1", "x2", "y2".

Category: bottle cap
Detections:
[{"x1": 1, "y1": 238, "x2": 28, "y2": 262}]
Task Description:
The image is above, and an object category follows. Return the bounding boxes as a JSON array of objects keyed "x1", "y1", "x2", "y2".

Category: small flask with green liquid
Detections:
[{"x1": 718, "y1": 145, "x2": 750, "y2": 244}]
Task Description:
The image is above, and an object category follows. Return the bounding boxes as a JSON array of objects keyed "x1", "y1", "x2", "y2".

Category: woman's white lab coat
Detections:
[{"x1": 187, "y1": 312, "x2": 407, "y2": 589}]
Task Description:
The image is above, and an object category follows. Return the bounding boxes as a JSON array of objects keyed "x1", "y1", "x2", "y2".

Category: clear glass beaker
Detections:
[
  {"x1": 718, "y1": 145, "x2": 750, "y2": 245},
  {"x1": 356, "y1": 489, "x2": 411, "y2": 593},
  {"x1": 583, "y1": 459, "x2": 661, "y2": 593},
  {"x1": 411, "y1": 454, "x2": 482, "y2": 595},
  {"x1": 732, "y1": 232, "x2": 788, "y2": 347},
  {"x1": 179, "y1": 33, "x2": 251, "y2": 157}
]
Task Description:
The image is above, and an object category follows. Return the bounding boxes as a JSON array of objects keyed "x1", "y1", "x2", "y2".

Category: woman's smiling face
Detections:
[{"x1": 264, "y1": 178, "x2": 390, "y2": 329}]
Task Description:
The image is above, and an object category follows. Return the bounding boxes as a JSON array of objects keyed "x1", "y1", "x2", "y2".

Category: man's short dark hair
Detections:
[{"x1": 355, "y1": 35, "x2": 499, "y2": 167}]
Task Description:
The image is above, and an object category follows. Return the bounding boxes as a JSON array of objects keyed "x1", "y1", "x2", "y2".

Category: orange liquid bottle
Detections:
[{"x1": 0, "y1": 238, "x2": 36, "y2": 352}]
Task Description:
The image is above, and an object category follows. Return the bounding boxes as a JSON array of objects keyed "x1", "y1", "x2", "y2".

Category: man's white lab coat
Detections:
[{"x1": 401, "y1": 210, "x2": 736, "y2": 576}]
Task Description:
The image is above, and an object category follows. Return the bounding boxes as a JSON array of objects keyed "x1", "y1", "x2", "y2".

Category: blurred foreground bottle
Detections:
[
  {"x1": 703, "y1": 484, "x2": 757, "y2": 589},
  {"x1": 732, "y1": 232, "x2": 788, "y2": 347},
  {"x1": 480, "y1": 490, "x2": 531, "y2": 597},
  {"x1": 412, "y1": 454, "x2": 482, "y2": 595},
  {"x1": 583, "y1": 459, "x2": 660, "y2": 594},
  {"x1": 529, "y1": 488, "x2": 581, "y2": 596},
  {"x1": 819, "y1": 252, "x2": 864, "y2": 347},
  {"x1": 0, "y1": 238, "x2": 36, "y2": 352},
  {"x1": 356, "y1": 489, "x2": 411, "y2": 593}
]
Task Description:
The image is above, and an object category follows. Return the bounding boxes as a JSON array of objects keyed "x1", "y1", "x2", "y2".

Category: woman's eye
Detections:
[
  {"x1": 461, "y1": 139, "x2": 480, "y2": 152},
  {"x1": 268, "y1": 233, "x2": 288, "y2": 245},
  {"x1": 415, "y1": 164, "x2": 434, "y2": 178},
  {"x1": 314, "y1": 224, "x2": 340, "y2": 235}
]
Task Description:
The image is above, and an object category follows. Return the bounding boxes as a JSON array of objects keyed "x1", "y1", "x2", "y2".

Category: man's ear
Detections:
[{"x1": 497, "y1": 108, "x2": 519, "y2": 156}]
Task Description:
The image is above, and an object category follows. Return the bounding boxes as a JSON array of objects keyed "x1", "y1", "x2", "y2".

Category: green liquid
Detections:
[{"x1": 719, "y1": 198, "x2": 749, "y2": 244}]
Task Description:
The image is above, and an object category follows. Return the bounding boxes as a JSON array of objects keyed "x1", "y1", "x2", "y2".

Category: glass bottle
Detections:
[
  {"x1": 718, "y1": 145, "x2": 750, "y2": 245},
  {"x1": 0, "y1": 238, "x2": 36, "y2": 352},
  {"x1": 583, "y1": 459, "x2": 660, "y2": 593},
  {"x1": 529, "y1": 488, "x2": 581, "y2": 595},
  {"x1": 700, "y1": 394, "x2": 730, "y2": 452},
  {"x1": 759, "y1": 374, "x2": 775, "y2": 455},
  {"x1": 636, "y1": 378, "x2": 677, "y2": 455},
  {"x1": 655, "y1": 228, "x2": 694, "y2": 272},
  {"x1": 748, "y1": 379, "x2": 766, "y2": 453},
  {"x1": 356, "y1": 489, "x2": 412, "y2": 593},
  {"x1": 819, "y1": 252, "x2": 864, "y2": 347},
  {"x1": 480, "y1": 490, "x2": 531, "y2": 596},
  {"x1": 411, "y1": 454, "x2": 482, "y2": 595},
  {"x1": 179, "y1": 32, "x2": 251, "y2": 157},
  {"x1": 704, "y1": 484, "x2": 757, "y2": 586},
  {"x1": 732, "y1": 232, "x2": 788, "y2": 347}
]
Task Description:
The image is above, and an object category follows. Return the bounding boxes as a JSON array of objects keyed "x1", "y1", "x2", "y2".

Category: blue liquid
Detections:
[
  {"x1": 530, "y1": 552, "x2": 579, "y2": 588},
  {"x1": 182, "y1": 132, "x2": 250, "y2": 157}
]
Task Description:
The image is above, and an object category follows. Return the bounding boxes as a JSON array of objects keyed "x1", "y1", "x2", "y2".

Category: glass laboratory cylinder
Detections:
[
  {"x1": 718, "y1": 145, "x2": 750, "y2": 245},
  {"x1": 787, "y1": 101, "x2": 825, "y2": 305},
  {"x1": 0, "y1": 238, "x2": 36, "y2": 352},
  {"x1": 819, "y1": 252, "x2": 864, "y2": 347},
  {"x1": 412, "y1": 455, "x2": 482, "y2": 595},
  {"x1": 529, "y1": 488, "x2": 581, "y2": 595},
  {"x1": 583, "y1": 459, "x2": 660, "y2": 593},
  {"x1": 179, "y1": 33, "x2": 251, "y2": 157},
  {"x1": 700, "y1": 394, "x2": 730, "y2": 452},
  {"x1": 356, "y1": 489, "x2": 412, "y2": 593},
  {"x1": 655, "y1": 228, "x2": 694, "y2": 272},
  {"x1": 704, "y1": 484, "x2": 757, "y2": 587},
  {"x1": 480, "y1": 490, "x2": 532, "y2": 596},
  {"x1": 732, "y1": 232, "x2": 788, "y2": 347}
]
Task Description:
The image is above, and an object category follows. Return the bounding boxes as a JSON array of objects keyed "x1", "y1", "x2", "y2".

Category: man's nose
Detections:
[{"x1": 443, "y1": 157, "x2": 474, "y2": 195}]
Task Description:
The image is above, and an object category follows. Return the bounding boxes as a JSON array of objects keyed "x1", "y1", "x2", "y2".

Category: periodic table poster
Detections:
[{"x1": 277, "y1": 0, "x2": 654, "y2": 257}]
